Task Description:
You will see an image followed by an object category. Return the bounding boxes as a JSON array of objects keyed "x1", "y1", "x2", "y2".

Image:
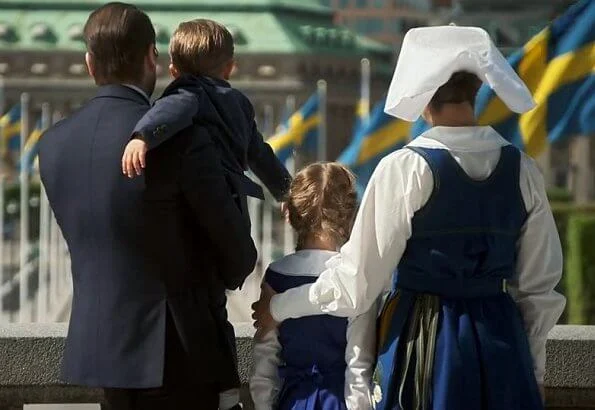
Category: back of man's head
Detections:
[
  {"x1": 84, "y1": 2, "x2": 156, "y2": 85},
  {"x1": 169, "y1": 19, "x2": 235, "y2": 78}
]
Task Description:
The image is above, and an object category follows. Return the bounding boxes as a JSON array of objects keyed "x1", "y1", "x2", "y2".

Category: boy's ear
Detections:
[
  {"x1": 169, "y1": 63, "x2": 181, "y2": 79},
  {"x1": 222, "y1": 59, "x2": 236, "y2": 80},
  {"x1": 281, "y1": 202, "x2": 290, "y2": 223}
]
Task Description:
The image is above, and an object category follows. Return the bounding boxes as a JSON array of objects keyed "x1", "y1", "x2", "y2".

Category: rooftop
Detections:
[{"x1": 0, "y1": 0, "x2": 392, "y2": 59}]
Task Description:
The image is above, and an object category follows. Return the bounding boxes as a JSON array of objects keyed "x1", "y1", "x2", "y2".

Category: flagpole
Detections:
[
  {"x1": 18, "y1": 92, "x2": 30, "y2": 323},
  {"x1": 360, "y1": 58, "x2": 371, "y2": 125},
  {"x1": 283, "y1": 95, "x2": 296, "y2": 255},
  {"x1": 0, "y1": 76, "x2": 5, "y2": 119},
  {"x1": 262, "y1": 104, "x2": 275, "y2": 271},
  {"x1": 0, "y1": 174, "x2": 4, "y2": 322},
  {"x1": 0, "y1": 76, "x2": 5, "y2": 167},
  {"x1": 317, "y1": 80, "x2": 327, "y2": 161},
  {"x1": 284, "y1": 95, "x2": 296, "y2": 174},
  {"x1": 37, "y1": 102, "x2": 51, "y2": 322},
  {"x1": 0, "y1": 79, "x2": 4, "y2": 300}
]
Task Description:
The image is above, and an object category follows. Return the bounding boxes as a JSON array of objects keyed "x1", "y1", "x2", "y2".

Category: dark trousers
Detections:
[{"x1": 104, "y1": 310, "x2": 219, "y2": 410}]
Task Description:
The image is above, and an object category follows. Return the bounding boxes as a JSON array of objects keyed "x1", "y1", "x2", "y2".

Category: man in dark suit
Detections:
[{"x1": 38, "y1": 3, "x2": 256, "y2": 409}]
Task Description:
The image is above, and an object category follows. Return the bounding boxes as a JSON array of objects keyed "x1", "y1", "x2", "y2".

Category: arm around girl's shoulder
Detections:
[{"x1": 510, "y1": 153, "x2": 565, "y2": 385}]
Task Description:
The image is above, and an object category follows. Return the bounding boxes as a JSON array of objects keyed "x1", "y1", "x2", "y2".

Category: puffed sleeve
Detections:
[{"x1": 510, "y1": 153, "x2": 566, "y2": 384}]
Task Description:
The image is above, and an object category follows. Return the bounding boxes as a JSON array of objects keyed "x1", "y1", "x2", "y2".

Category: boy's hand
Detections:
[
  {"x1": 280, "y1": 202, "x2": 289, "y2": 222},
  {"x1": 122, "y1": 137, "x2": 147, "y2": 178}
]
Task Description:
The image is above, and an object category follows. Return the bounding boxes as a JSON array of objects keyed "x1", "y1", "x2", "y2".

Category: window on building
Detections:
[
  {"x1": 356, "y1": 0, "x2": 368, "y2": 8},
  {"x1": 400, "y1": 0, "x2": 431, "y2": 11},
  {"x1": 385, "y1": 18, "x2": 403, "y2": 34},
  {"x1": 355, "y1": 17, "x2": 384, "y2": 34}
]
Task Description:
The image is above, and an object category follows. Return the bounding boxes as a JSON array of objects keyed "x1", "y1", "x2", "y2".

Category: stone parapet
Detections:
[{"x1": 0, "y1": 324, "x2": 593, "y2": 409}]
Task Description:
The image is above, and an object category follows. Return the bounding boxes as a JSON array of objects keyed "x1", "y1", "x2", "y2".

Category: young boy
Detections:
[
  {"x1": 122, "y1": 20, "x2": 291, "y2": 410},
  {"x1": 122, "y1": 19, "x2": 291, "y2": 212}
]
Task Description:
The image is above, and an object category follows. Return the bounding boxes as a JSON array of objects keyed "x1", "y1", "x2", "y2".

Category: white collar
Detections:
[
  {"x1": 268, "y1": 249, "x2": 337, "y2": 277},
  {"x1": 408, "y1": 126, "x2": 511, "y2": 153},
  {"x1": 123, "y1": 84, "x2": 151, "y2": 104}
]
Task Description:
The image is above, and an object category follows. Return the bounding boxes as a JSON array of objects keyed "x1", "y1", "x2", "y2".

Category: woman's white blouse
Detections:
[
  {"x1": 250, "y1": 250, "x2": 376, "y2": 410},
  {"x1": 270, "y1": 126, "x2": 566, "y2": 384}
]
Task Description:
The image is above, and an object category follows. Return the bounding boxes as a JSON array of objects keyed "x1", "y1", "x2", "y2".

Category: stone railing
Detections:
[{"x1": 0, "y1": 324, "x2": 593, "y2": 410}]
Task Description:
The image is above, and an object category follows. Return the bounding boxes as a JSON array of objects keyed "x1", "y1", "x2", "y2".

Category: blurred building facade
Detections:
[
  {"x1": 322, "y1": 0, "x2": 576, "y2": 52},
  {"x1": 0, "y1": 0, "x2": 393, "y2": 162},
  {"x1": 0, "y1": 0, "x2": 591, "y2": 198}
]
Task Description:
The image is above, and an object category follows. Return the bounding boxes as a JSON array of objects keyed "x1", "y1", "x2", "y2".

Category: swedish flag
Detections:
[
  {"x1": 477, "y1": 0, "x2": 595, "y2": 157},
  {"x1": 268, "y1": 93, "x2": 320, "y2": 163},
  {"x1": 353, "y1": 97, "x2": 370, "y2": 136},
  {"x1": 0, "y1": 104, "x2": 22, "y2": 153},
  {"x1": 18, "y1": 119, "x2": 43, "y2": 172},
  {"x1": 338, "y1": 97, "x2": 411, "y2": 191}
]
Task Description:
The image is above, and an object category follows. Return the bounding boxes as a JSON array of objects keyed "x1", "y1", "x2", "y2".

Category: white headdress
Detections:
[{"x1": 384, "y1": 25, "x2": 536, "y2": 121}]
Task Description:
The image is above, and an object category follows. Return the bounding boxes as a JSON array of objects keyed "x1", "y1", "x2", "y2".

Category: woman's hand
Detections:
[{"x1": 252, "y1": 283, "x2": 280, "y2": 340}]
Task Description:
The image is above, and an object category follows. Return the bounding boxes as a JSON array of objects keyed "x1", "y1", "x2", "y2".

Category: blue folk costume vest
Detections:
[
  {"x1": 266, "y1": 251, "x2": 349, "y2": 410},
  {"x1": 374, "y1": 145, "x2": 544, "y2": 410}
]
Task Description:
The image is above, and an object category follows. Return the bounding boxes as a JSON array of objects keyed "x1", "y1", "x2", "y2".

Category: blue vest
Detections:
[
  {"x1": 397, "y1": 144, "x2": 527, "y2": 297},
  {"x1": 266, "y1": 269, "x2": 348, "y2": 410}
]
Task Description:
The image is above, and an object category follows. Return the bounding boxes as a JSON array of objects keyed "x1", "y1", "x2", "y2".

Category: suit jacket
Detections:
[
  {"x1": 133, "y1": 74, "x2": 292, "y2": 203},
  {"x1": 39, "y1": 85, "x2": 256, "y2": 389}
]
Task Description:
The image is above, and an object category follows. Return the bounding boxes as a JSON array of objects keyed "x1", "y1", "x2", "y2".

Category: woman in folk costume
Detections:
[{"x1": 252, "y1": 25, "x2": 566, "y2": 410}]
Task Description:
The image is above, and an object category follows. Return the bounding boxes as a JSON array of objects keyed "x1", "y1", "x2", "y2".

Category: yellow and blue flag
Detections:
[
  {"x1": 353, "y1": 97, "x2": 370, "y2": 136},
  {"x1": 476, "y1": 0, "x2": 595, "y2": 157},
  {"x1": 338, "y1": 97, "x2": 411, "y2": 192},
  {"x1": 268, "y1": 93, "x2": 320, "y2": 163},
  {"x1": 18, "y1": 119, "x2": 43, "y2": 172},
  {"x1": 0, "y1": 104, "x2": 22, "y2": 153}
]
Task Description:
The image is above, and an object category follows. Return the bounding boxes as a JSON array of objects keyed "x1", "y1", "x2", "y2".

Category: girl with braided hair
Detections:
[{"x1": 250, "y1": 162, "x2": 376, "y2": 410}]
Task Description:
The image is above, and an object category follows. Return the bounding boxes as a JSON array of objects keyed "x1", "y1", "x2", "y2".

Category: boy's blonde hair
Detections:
[
  {"x1": 287, "y1": 162, "x2": 357, "y2": 249},
  {"x1": 169, "y1": 19, "x2": 234, "y2": 77}
]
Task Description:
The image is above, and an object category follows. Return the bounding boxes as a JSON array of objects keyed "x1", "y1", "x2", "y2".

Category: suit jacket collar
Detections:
[
  {"x1": 163, "y1": 74, "x2": 230, "y2": 95},
  {"x1": 94, "y1": 84, "x2": 151, "y2": 106}
]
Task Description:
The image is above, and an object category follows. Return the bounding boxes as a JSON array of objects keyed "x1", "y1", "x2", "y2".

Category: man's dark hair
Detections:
[
  {"x1": 84, "y1": 2, "x2": 155, "y2": 84},
  {"x1": 429, "y1": 71, "x2": 482, "y2": 112}
]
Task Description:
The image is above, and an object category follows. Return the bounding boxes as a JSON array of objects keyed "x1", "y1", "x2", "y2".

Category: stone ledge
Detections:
[
  {"x1": 545, "y1": 326, "x2": 595, "y2": 390},
  {"x1": 0, "y1": 324, "x2": 593, "y2": 409}
]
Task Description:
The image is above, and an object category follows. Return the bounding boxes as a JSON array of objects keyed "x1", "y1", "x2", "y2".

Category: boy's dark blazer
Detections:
[{"x1": 135, "y1": 74, "x2": 292, "y2": 204}]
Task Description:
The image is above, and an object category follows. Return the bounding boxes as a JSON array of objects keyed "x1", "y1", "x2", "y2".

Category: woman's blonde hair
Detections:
[{"x1": 286, "y1": 162, "x2": 357, "y2": 249}]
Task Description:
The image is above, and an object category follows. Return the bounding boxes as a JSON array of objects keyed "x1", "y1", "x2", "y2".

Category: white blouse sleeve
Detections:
[
  {"x1": 250, "y1": 329, "x2": 283, "y2": 410},
  {"x1": 511, "y1": 154, "x2": 566, "y2": 384},
  {"x1": 270, "y1": 149, "x2": 433, "y2": 321},
  {"x1": 345, "y1": 303, "x2": 377, "y2": 410}
]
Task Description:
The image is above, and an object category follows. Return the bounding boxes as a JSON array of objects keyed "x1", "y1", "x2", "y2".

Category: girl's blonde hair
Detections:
[{"x1": 286, "y1": 162, "x2": 357, "y2": 249}]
